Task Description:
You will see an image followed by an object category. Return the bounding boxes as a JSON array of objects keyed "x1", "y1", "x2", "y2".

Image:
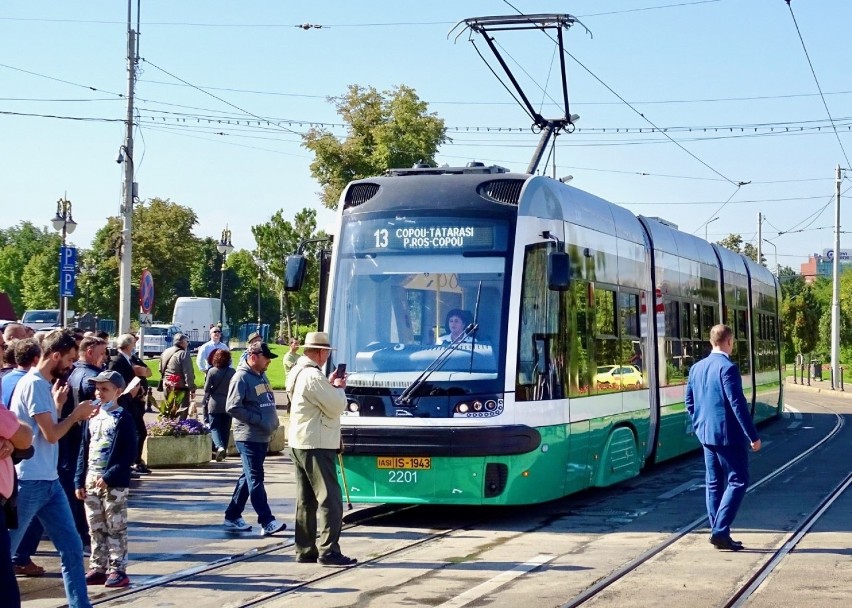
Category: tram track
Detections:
[
  {"x1": 723, "y1": 470, "x2": 852, "y2": 608},
  {"x1": 91, "y1": 502, "x2": 502, "y2": 607},
  {"x1": 558, "y1": 397, "x2": 847, "y2": 607},
  {"x1": 85, "y1": 395, "x2": 847, "y2": 608},
  {"x1": 88, "y1": 503, "x2": 423, "y2": 605}
]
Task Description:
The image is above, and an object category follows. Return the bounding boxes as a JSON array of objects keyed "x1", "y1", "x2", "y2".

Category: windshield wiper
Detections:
[
  {"x1": 396, "y1": 284, "x2": 483, "y2": 406},
  {"x1": 394, "y1": 322, "x2": 480, "y2": 406}
]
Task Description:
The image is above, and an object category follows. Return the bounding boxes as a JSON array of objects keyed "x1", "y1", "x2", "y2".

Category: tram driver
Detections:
[{"x1": 436, "y1": 309, "x2": 474, "y2": 345}]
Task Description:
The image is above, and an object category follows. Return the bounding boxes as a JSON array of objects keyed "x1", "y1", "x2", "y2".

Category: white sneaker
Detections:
[
  {"x1": 215, "y1": 448, "x2": 226, "y2": 462},
  {"x1": 223, "y1": 517, "x2": 252, "y2": 532},
  {"x1": 262, "y1": 519, "x2": 286, "y2": 536}
]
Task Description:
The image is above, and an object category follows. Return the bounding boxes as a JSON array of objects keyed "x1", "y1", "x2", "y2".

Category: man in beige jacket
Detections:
[{"x1": 286, "y1": 332, "x2": 355, "y2": 567}]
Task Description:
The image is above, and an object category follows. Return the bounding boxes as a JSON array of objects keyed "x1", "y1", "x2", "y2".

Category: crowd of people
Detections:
[{"x1": 0, "y1": 323, "x2": 357, "y2": 608}]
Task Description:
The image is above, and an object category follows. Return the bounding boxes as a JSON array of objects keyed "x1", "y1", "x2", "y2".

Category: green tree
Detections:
[
  {"x1": 716, "y1": 233, "x2": 764, "y2": 263},
  {"x1": 787, "y1": 287, "x2": 820, "y2": 356},
  {"x1": 221, "y1": 249, "x2": 278, "y2": 327},
  {"x1": 189, "y1": 237, "x2": 221, "y2": 299},
  {"x1": 21, "y1": 248, "x2": 61, "y2": 309},
  {"x1": 303, "y1": 84, "x2": 449, "y2": 209},
  {"x1": 85, "y1": 198, "x2": 201, "y2": 322},
  {"x1": 252, "y1": 207, "x2": 327, "y2": 337},
  {"x1": 0, "y1": 222, "x2": 63, "y2": 315}
]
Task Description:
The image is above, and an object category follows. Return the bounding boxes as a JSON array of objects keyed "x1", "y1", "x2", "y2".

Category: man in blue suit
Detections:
[{"x1": 686, "y1": 324, "x2": 761, "y2": 551}]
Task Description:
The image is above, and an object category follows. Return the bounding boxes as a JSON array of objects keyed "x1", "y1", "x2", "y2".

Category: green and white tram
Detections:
[{"x1": 286, "y1": 163, "x2": 782, "y2": 505}]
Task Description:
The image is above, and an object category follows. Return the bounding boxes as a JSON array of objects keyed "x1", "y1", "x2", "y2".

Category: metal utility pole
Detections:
[
  {"x1": 757, "y1": 212, "x2": 762, "y2": 266},
  {"x1": 831, "y1": 164, "x2": 841, "y2": 387},
  {"x1": 118, "y1": 0, "x2": 138, "y2": 335}
]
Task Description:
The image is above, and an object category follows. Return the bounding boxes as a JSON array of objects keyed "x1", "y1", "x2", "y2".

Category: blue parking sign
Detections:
[{"x1": 59, "y1": 246, "x2": 77, "y2": 298}]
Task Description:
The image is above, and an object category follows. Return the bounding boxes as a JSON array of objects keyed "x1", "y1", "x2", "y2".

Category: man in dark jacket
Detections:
[
  {"x1": 158, "y1": 334, "x2": 195, "y2": 420},
  {"x1": 223, "y1": 342, "x2": 285, "y2": 536},
  {"x1": 109, "y1": 334, "x2": 152, "y2": 474},
  {"x1": 686, "y1": 324, "x2": 761, "y2": 551}
]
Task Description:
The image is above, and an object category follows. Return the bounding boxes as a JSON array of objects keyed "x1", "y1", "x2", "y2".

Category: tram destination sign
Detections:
[{"x1": 345, "y1": 217, "x2": 505, "y2": 253}]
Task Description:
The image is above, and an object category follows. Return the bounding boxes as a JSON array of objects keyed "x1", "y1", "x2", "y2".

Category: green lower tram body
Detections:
[{"x1": 338, "y1": 385, "x2": 782, "y2": 506}]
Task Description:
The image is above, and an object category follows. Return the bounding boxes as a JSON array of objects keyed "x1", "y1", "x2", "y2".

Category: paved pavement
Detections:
[{"x1": 13, "y1": 383, "x2": 852, "y2": 607}]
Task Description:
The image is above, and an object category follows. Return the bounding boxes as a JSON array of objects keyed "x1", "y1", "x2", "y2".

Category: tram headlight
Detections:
[
  {"x1": 484, "y1": 400, "x2": 497, "y2": 411},
  {"x1": 347, "y1": 400, "x2": 360, "y2": 413},
  {"x1": 472, "y1": 400, "x2": 484, "y2": 412},
  {"x1": 456, "y1": 402, "x2": 470, "y2": 414}
]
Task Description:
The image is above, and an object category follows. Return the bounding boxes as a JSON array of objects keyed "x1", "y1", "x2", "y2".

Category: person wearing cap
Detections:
[
  {"x1": 238, "y1": 331, "x2": 263, "y2": 366},
  {"x1": 286, "y1": 331, "x2": 355, "y2": 567},
  {"x1": 223, "y1": 341, "x2": 286, "y2": 537},
  {"x1": 75, "y1": 370, "x2": 138, "y2": 589},
  {"x1": 159, "y1": 333, "x2": 195, "y2": 420},
  {"x1": 197, "y1": 327, "x2": 229, "y2": 374}
]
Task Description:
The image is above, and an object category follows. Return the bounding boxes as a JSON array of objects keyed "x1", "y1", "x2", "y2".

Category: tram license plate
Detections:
[{"x1": 377, "y1": 457, "x2": 431, "y2": 470}]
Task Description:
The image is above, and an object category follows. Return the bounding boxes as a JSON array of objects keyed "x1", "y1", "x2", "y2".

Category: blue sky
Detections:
[{"x1": 1, "y1": 0, "x2": 850, "y2": 272}]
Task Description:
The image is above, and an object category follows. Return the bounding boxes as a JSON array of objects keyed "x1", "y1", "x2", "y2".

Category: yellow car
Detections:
[{"x1": 594, "y1": 365, "x2": 643, "y2": 390}]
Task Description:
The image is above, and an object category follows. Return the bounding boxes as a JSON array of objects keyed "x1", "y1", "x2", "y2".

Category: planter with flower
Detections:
[{"x1": 143, "y1": 418, "x2": 212, "y2": 468}]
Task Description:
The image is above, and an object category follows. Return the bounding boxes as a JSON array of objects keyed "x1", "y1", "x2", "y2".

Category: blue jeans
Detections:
[
  {"x1": 224, "y1": 441, "x2": 272, "y2": 526},
  {"x1": 208, "y1": 413, "x2": 232, "y2": 452},
  {"x1": 1, "y1": 524, "x2": 21, "y2": 608},
  {"x1": 9, "y1": 479, "x2": 91, "y2": 608},
  {"x1": 11, "y1": 515, "x2": 42, "y2": 566}
]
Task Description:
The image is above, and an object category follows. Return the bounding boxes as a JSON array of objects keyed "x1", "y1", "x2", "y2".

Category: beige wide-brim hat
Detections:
[{"x1": 303, "y1": 331, "x2": 335, "y2": 350}]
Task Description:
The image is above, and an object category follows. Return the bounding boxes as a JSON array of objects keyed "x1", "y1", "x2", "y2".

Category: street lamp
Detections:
[
  {"x1": 763, "y1": 238, "x2": 779, "y2": 275},
  {"x1": 705, "y1": 216, "x2": 720, "y2": 242},
  {"x1": 216, "y1": 226, "x2": 234, "y2": 328},
  {"x1": 50, "y1": 197, "x2": 77, "y2": 328}
]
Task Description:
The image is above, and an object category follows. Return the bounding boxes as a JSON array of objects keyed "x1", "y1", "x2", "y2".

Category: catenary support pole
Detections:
[
  {"x1": 118, "y1": 0, "x2": 137, "y2": 335},
  {"x1": 831, "y1": 164, "x2": 841, "y2": 389}
]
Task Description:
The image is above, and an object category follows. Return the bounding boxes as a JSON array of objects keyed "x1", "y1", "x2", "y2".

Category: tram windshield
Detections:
[{"x1": 329, "y1": 215, "x2": 509, "y2": 385}]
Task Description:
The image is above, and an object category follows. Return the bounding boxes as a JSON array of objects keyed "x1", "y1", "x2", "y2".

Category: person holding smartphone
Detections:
[{"x1": 286, "y1": 332, "x2": 355, "y2": 567}]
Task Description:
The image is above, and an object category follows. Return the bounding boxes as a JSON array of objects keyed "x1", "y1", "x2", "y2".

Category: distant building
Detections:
[{"x1": 801, "y1": 248, "x2": 852, "y2": 283}]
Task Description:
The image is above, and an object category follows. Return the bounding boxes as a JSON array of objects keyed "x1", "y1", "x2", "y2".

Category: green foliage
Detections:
[
  {"x1": 0, "y1": 222, "x2": 63, "y2": 315},
  {"x1": 189, "y1": 237, "x2": 221, "y2": 298},
  {"x1": 22, "y1": 248, "x2": 61, "y2": 309},
  {"x1": 221, "y1": 249, "x2": 278, "y2": 326},
  {"x1": 84, "y1": 198, "x2": 200, "y2": 321},
  {"x1": 303, "y1": 84, "x2": 449, "y2": 209},
  {"x1": 252, "y1": 207, "x2": 327, "y2": 336},
  {"x1": 715, "y1": 233, "x2": 761, "y2": 263},
  {"x1": 787, "y1": 287, "x2": 820, "y2": 356}
]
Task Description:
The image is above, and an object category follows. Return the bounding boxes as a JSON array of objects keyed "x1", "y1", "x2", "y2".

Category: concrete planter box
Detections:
[
  {"x1": 143, "y1": 434, "x2": 212, "y2": 468},
  {"x1": 227, "y1": 415, "x2": 289, "y2": 456}
]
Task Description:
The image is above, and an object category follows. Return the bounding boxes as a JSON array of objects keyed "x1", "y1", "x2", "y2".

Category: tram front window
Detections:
[{"x1": 329, "y1": 254, "x2": 505, "y2": 378}]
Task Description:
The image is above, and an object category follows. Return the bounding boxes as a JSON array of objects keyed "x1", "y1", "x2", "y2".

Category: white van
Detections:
[
  {"x1": 140, "y1": 324, "x2": 181, "y2": 357},
  {"x1": 171, "y1": 297, "x2": 229, "y2": 350},
  {"x1": 21, "y1": 309, "x2": 76, "y2": 332}
]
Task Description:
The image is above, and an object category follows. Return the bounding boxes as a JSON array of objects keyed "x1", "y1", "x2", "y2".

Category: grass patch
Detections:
[{"x1": 143, "y1": 342, "x2": 294, "y2": 390}]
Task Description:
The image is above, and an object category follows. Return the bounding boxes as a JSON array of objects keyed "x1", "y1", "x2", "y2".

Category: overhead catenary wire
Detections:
[
  {"x1": 0, "y1": 2, "x2": 720, "y2": 28},
  {"x1": 784, "y1": 1, "x2": 852, "y2": 170},
  {"x1": 498, "y1": 0, "x2": 744, "y2": 188},
  {"x1": 139, "y1": 57, "x2": 302, "y2": 136}
]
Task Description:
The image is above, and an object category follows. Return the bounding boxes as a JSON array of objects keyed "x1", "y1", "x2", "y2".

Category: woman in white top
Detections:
[{"x1": 436, "y1": 309, "x2": 474, "y2": 345}]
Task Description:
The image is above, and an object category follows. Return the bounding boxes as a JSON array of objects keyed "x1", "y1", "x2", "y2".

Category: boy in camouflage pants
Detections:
[{"x1": 74, "y1": 371, "x2": 138, "y2": 588}]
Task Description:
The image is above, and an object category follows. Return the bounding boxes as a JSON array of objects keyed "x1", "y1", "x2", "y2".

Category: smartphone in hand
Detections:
[{"x1": 335, "y1": 363, "x2": 347, "y2": 378}]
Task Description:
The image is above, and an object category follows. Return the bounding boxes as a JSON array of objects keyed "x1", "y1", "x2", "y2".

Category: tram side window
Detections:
[
  {"x1": 662, "y1": 298, "x2": 685, "y2": 386},
  {"x1": 593, "y1": 287, "x2": 621, "y2": 393},
  {"x1": 568, "y1": 282, "x2": 592, "y2": 398},
  {"x1": 516, "y1": 245, "x2": 566, "y2": 402},
  {"x1": 619, "y1": 292, "x2": 643, "y2": 389}
]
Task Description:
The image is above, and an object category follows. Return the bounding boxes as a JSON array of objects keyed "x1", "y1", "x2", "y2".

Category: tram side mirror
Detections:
[
  {"x1": 284, "y1": 255, "x2": 307, "y2": 292},
  {"x1": 547, "y1": 251, "x2": 571, "y2": 291}
]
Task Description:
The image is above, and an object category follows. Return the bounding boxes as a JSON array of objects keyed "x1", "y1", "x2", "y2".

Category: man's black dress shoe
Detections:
[{"x1": 710, "y1": 535, "x2": 744, "y2": 551}]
